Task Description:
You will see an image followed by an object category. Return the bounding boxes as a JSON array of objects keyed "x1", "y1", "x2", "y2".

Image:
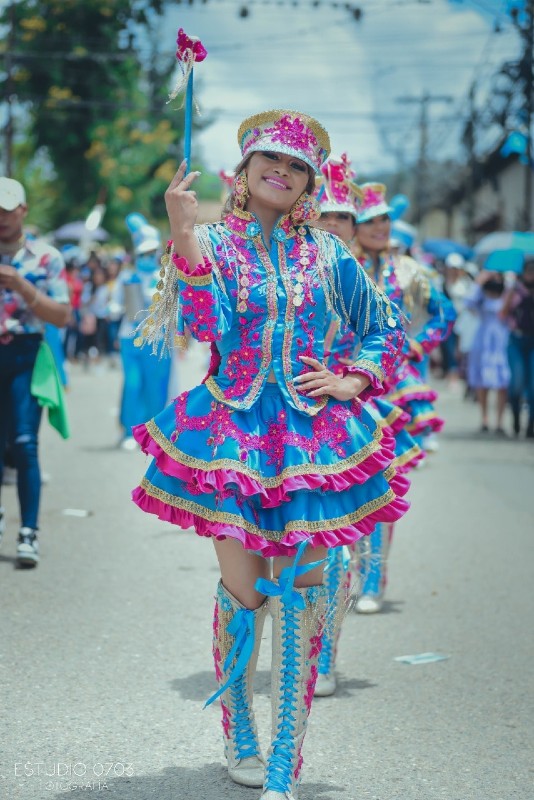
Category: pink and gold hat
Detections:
[
  {"x1": 237, "y1": 109, "x2": 330, "y2": 174},
  {"x1": 355, "y1": 182, "x2": 393, "y2": 223},
  {"x1": 314, "y1": 153, "x2": 363, "y2": 218}
]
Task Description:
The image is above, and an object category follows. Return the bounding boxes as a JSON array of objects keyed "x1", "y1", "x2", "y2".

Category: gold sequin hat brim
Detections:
[{"x1": 237, "y1": 109, "x2": 331, "y2": 174}]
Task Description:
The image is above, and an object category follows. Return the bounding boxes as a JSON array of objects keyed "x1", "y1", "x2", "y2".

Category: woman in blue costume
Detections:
[
  {"x1": 132, "y1": 110, "x2": 408, "y2": 800},
  {"x1": 112, "y1": 214, "x2": 172, "y2": 450},
  {"x1": 312, "y1": 155, "x2": 422, "y2": 695},
  {"x1": 348, "y1": 182, "x2": 456, "y2": 614}
]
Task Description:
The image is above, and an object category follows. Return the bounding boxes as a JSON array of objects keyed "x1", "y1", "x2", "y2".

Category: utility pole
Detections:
[
  {"x1": 396, "y1": 91, "x2": 453, "y2": 224},
  {"x1": 523, "y1": 0, "x2": 533, "y2": 230},
  {"x1": 510, "y1": 0, "x2": 533, "y2": 230},
  {"x1": 463, "y1": 83, "x2": 478, "y2": 245},
  {"x1": 4, "y1": 0, "x2": 16, "y2": 177}
]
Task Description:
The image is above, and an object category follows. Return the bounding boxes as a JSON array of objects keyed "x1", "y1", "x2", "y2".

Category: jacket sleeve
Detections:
[
  {"x1": 173, "y1": 234, "x2": 233, "y2": 344},
  {"x1": 331, "y1": 241, "x2": 405, "y2": 400},
  {"x1": 408, "y1": 282, "x2": 456, "y2": 360}
]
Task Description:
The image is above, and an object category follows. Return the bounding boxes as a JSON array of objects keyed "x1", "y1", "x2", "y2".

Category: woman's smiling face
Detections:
[
  {"x1": 245, "y1": 151, "x2": 311, "y2": 216},
  {"x1": 316, "y1": 211, "x2": 356, "y2": 245},
  {"x1": 356, "y1": 214, "x2": 391, "y2": 254}
]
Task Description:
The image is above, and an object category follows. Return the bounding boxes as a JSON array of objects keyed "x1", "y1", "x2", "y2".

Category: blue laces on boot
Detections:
[
  {"x1": 265, "y1": 601, "x2": 301, "y2": 793},
  {"x1": 255, "y1": 541, "x2": 326, "y2": 794},
  {"x1": 205, "y1": 607, "x2": 256, "y2": 708},
  {"x1": 318, "y1": 547, "x2": 349, "y2": 676},
  {"x1": 360, "y1": 524, "x2": 383, "y2": 596},
  {"x1": 228, "y1": 671, "x2": 260, "y2": 760}
]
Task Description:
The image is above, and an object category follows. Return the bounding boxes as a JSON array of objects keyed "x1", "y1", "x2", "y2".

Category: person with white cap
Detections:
[
  {"x1": 0, "y1": 177, "x2": 70, "y2": 566},
  {"x1": 110, "y1": 213, "x2": 172, "y2": 450},
  {"x1": 130, "y1": 109, "x2": 409, "y2": 800}
]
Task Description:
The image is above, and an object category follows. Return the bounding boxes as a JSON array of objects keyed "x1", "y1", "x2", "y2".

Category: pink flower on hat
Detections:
[
  {"x1": 238, "y1": 109, "x2": 330, "y2": 172},
  {"x1": 265, "y1": 115, "x2": 318, "y2": 157},
  {"x1": 361, "y1": 186, "x2": 384, "y2": 209}
]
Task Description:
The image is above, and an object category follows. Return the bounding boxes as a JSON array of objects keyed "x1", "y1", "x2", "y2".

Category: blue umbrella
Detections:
[
  {"x1": 484, "y1": 248, "x2": 525, "y2": 273},
  {"x1": 473, "y1": 231, "x2": 534, "y2": 256},
  {"x1": 421, "y1": 238, "x2": 474, "y2": 260}
]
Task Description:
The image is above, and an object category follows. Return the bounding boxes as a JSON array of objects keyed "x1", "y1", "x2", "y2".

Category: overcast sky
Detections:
[{"x1": 146, "y1": 0, "x2": 521, "y2": 177}]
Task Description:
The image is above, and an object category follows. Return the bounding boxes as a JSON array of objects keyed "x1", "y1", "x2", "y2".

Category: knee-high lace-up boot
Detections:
[
  {"x1": 207, "y1": 581, "x2": 268, "y2": 787},
  {"x1": 260, "y1": 583, "x2": 328, "y2": 800},
  {"x1": 355, "y1": 522, "x2": 394, "y2": 613},
  {"x1": 314, "y1": 546, "x2": 351, "y2": 697},
  {"x1": 255, "y1": 541, "x2": 328, "y2": 800}
]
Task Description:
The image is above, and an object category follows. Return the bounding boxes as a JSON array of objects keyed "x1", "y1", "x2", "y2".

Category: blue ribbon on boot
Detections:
[
  {"x1": 255, "y1": 540, "x2": 326, "y2": 610},
  {"x1": 204, "y1": 607, "x2": 256, "y2": 708}
]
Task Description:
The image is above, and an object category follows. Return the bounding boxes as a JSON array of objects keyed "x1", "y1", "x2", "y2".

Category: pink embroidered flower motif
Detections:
[
  {"x1": 264, "y1": 115, "x2": 318, "y2": 157},
  {"x1": 220, "y1": 700, "x2": 231, "y2": 740},
  {"x1": 213, "y1": 646, "x2": 223, "y2": 683},
  {"x1": 362, "y1": 186, "x2": 384, "y2": 210},
  {"x1": 380, "y1": 329, "x2": 404, "y2": 376},
  {"x1": 304, "y1": 665, "x2": 318, "y2": 712},
  {"x1": 175, "y1": 28, "x2": 207, "y2": 63},
  {"x1": 180, "y1": 288, "x2": 217, "y2": 342},
  {"x1": 308, "y1": 634, "x2": 322, "y2": 660},
  {"x1": 225, "y1": 215, "x2": 248, "y2": 235},
  {"x1": 173, "y1": 394, "x2": 353, "y2": 470},
  {"x1": 311, "y1": 405, "x2": 352, "y2": 457}
]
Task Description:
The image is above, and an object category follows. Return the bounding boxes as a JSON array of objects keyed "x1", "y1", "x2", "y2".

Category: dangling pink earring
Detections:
[
  {"x1": 233, "y1": 170, "x2": 249, "y2": 210},
  {"x1": 289, "y1": 192, "x2": 321, "y2": 226}
]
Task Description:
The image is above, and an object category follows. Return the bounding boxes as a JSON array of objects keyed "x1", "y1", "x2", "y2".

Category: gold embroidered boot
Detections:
[{"x1": 208, "y1": 581, "x2": 268, "y2": 787}]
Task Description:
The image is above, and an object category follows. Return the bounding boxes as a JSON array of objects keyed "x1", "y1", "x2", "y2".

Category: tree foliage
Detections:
[{"x1": 1, "y1": 0, "x2": 208, "y2": 241}]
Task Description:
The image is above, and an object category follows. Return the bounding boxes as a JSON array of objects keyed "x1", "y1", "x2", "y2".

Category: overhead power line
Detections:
[{"x1": 396, "y1": 92, "x2": 454, "y2": 222}]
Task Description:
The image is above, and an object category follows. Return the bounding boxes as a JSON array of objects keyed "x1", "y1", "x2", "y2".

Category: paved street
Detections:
[{"x1": 1, "y1": 345, "x2": 533, "y2": 800}]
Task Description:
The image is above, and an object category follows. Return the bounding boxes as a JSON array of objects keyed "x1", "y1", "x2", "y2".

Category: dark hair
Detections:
[{"x1": 221, "y1": 152, "x2": 316, "y2": 219}]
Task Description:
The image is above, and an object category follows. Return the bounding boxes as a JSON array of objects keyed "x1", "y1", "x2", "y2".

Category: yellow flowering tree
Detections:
[{"x1": 1, "y1": 0, "x2": 211, "y2": 241}]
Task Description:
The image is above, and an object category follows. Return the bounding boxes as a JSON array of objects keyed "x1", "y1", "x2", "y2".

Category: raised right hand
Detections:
[{"x1": 164, "y1": 159, "x2": 201, "y2": 236}]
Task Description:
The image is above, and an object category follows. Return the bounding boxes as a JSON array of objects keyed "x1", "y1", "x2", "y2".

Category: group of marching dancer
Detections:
[{"x1": 130, "y1": 109, "x2": 455, "y2": 800}]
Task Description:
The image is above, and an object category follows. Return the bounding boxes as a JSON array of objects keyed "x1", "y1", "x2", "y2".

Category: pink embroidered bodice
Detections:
[{"x1": 174, "y1": 211, "x2": 405, "y2": 416}]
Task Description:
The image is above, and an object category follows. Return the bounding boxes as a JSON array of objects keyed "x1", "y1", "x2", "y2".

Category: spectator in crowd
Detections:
[
  {"x1": 501, "y1": 259, "x2": 534, "y2": 438},
  {"x1": 465, "y1": 269, "x2": 510, "y2": 434},
  {"x1": 0, "y1": 177, "x2": 70, "y2": 566}
]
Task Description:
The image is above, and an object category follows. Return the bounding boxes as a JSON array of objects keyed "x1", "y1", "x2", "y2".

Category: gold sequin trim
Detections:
[
  {"x1": 406, "y1": 411, "x2": 438, "y2": 432},
  {"x1": 204, "y1": 376, "x2": 252, "y2": 410},
  {"x1": 351, "y1": 359, "x2": 386, "y2": 382},
  {"x1": 176, "y1": 269, "x2": 213, "y2": 287},
  {"x1": 383, "y1": 465, "x2": 396, "y2": 481},
  {"x1": 377, "y1": 406, "x2": 404, "y2": 429},
  {"x1": 204, "y1": 375, "x2": 328, "y2": 417},
  {"x1": 140, "y1": 476, "x2": 398, "y2": 541},
  {"x1": 393, "y1": 445, "x2": 422, "y2": 469},
  {"x1": 146, "y1": 419, "x2": 384, "y2": 485}
]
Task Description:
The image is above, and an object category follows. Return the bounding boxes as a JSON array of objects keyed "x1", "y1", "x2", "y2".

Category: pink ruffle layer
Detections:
[
  {"x1": 387, "y1": 386, "x2": 439, "y2": 406},
  {"x1": 407, "y1": 415, "x2": 445, "y2": 436},
  {"x1": 131, "y1": 476, "x2": 410, "y2": 558},
  {"x1": 396, "y1": 448, "x2": 425, "y2": 474},
  {"x1": 132, "y1": 422, "x2": 401, "y2": 509},
  {"x1": 373, "y1": 405, "x2": 411, "y2": 435}
]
